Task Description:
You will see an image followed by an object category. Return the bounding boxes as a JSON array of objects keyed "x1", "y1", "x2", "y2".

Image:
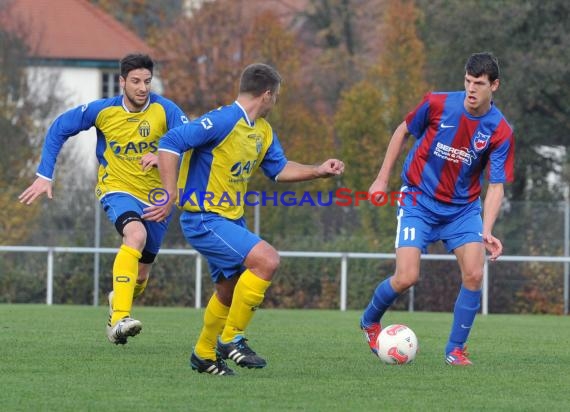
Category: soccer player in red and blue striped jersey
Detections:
[{"x1": 360, "y1": 52, "x2": 514, "y2": 366}]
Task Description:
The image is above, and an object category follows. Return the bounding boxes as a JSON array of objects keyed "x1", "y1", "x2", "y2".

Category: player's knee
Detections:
[
  {"x1": 115, "y1": 212, "x2": 148, "y2": 250},
  {"x1": 463, "y1": 269, "x2": 483, "y2": 288},
  {"x1": 122, "y1": 222, "x2": 147, "y2": 247},
  {"x1": 264, "y1": 249, "x2": 280, "y2": 274},
  {"x1": 125, "y1": 231, "x2": 146, "y2": 250},
  {"x1": 246, "y1": 242, "x2": 280, "y2": 277},
  {"x1": 391, "y1": 273, "x2": 418, "y2": 292}
]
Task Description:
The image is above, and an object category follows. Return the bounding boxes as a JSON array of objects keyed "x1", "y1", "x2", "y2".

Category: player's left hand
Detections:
[
  {"x1": 317, "y1": 159, "x2": 344, "y2": 178},
  {"x1": 140, "y1": 153, "x2": 158, "y2": 171},
  {"x1": 483, "y1": 233, "x2": 503, "y2": 261}
]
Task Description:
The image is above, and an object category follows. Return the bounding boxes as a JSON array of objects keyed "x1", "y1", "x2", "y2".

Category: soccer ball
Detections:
[{"x1": 376, "y1": 324, "x2": 418, "y2": 365}]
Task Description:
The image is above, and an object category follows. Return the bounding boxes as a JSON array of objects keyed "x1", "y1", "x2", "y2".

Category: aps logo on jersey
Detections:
[
  {"x1": 231, "y1": 160, "x2": 258, "y2": 177},
  {"x1": 109, "y1": 140, "x2": 158, "y2": 155}
]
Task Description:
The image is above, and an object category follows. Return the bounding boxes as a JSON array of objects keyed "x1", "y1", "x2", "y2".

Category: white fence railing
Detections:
[{"x1": 1, "y1": 245, "x2": 569, "y2": 315}]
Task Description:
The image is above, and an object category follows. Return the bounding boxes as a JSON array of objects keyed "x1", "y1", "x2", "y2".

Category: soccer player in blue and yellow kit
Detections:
[
  {"x1": 19, "y1": 54, "x2": 188, "y2": 344},
  {"x1": 360, "y1": 52, "x2": 514, "y2": 366},
  {"x1": 144, "y1": 63, "x2": 344, "y2": 375}
]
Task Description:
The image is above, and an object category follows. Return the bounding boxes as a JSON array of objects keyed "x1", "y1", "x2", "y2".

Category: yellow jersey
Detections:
[
  {"x1": 159, "y1": 101, "x2": 288, "y2": 220},
  {"x1": 36, "y1": 93, "x2": 188, "y2": 203}
]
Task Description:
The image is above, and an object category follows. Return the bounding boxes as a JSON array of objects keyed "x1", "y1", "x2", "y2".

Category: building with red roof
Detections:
[
  {"x1": 6, "y1": 0, "x2": 153, "y2": 62},
  {"x1": 3, "y1": 0, "x2": 157, "y2": 176}
]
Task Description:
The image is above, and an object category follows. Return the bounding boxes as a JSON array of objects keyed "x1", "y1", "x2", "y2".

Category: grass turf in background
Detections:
[{"x1": 0, "y1": 305, "x2": 568, "y2": 411}]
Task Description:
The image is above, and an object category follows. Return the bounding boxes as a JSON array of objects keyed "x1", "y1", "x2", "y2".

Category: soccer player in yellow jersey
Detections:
[
  {"x1": 19, "y1": 54, "x2": 188, "y2": 344},
  {"x1": 144, "y1": 63, "x2": 344, "y2": 375}
]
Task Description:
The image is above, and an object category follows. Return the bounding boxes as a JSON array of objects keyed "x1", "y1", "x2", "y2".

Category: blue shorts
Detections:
[
  {"x1": 180, "y1": 212, "x2": 261, "y2": 283},
  {"x1": 100, "y1": 192, "x2": 171, "y2": 256},
  {"x1": 395, "y1": 186, "x2": 483, "y2": 253}
]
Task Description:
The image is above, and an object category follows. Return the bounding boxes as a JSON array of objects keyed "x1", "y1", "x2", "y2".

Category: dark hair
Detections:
[
  {"x1": 465, "y1": 52, "x2": 500, "y2": 82},
  {"x1": 120, "y1": 53, "x2": 154, "y2": 78},
  {"x1": 239, "y1": 63, "x2": 282, "y2": 96}
]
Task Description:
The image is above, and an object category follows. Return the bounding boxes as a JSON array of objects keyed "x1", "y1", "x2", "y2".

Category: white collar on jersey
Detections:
[
  {"x1": 235, "y1": 100, "x2": 253, "y2": 127},
  {"x1": 121, "y1": 96, "x2": 151, "y2": 113}
]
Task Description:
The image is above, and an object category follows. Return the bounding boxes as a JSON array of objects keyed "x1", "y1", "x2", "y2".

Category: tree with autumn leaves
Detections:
[
  {"x1": 334, "y1": 0, "x2": 427, "y2": 242},
  {"x1": 0, "y1": 7, "x2": 63, "y2": 245},
  {"x1": 151, "y1": 1, "x2": 340, "y2": 225}
]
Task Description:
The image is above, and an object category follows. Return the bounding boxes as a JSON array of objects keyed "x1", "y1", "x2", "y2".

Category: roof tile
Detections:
[{"x1": 5, "y1": 0, "x2": 153, "y2": 60}]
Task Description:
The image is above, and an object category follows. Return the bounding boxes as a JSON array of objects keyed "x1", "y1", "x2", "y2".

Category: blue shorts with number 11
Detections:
[{"x1": 395, "y1": 186, "x2": 483, "y2": 253}]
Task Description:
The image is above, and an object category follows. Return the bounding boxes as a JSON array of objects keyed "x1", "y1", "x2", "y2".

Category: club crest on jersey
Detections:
[
  {"x1": 139, "y1": 120, "x2": 151, "y2": 137},
  {"x1": 248, "y1": 133, "x2": 263, "y2": 153},
  {"x1": 473, "y1": 131, "x2": 491, "y2": 151}
]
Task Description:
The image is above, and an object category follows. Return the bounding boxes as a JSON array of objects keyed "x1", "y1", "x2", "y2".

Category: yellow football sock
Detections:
[
  {"x1": 220, "y1": 269, "x2": 271, "y2": 344},
  {"x1": 194, "y1": 294, "x2": 230, "y2": 360},
  {"x1": 111, "y1": 244, "x2": 141, "y2": 325},
  {"x1": 133, "y1": 276, "x2": 148, "y2": 299}
]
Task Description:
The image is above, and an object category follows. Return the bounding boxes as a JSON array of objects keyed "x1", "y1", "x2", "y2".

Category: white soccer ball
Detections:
[{"x1": 376, "y1": 324, "x2": 418, "y2": 365}]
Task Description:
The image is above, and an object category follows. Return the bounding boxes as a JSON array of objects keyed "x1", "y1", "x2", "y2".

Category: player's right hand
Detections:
[
  {"x1": 483, "y1": 233, "x2": 503, "y2": 261},
  {"x1": 368, "y1": 178, "x2": 388, "y2": 204},
  {"x1": 18, "y1": 176, "x2": 53, "y2": 205},
  {"x1": 142, "y1": 202, "x2": 173, "y2": 223}
]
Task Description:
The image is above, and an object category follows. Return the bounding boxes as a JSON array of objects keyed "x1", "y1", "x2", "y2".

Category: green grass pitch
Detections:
[{"x1": 0, "y1": 304, "x2": 568, "y2": 411}]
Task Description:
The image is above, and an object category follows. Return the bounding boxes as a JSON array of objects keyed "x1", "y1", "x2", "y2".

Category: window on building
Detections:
[{"x1": 101, "y1": 72, "x2": 121, "y2": 98}]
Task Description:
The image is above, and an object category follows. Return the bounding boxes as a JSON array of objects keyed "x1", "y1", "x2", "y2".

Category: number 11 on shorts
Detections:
[{"x1": 402, "y1": 226, "x2": 416, "y2": 241}]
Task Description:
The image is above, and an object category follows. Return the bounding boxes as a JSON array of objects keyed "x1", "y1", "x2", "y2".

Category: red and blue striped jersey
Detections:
[{"x1": 402, "y1": 91, "x2": 514, "y2": 204}]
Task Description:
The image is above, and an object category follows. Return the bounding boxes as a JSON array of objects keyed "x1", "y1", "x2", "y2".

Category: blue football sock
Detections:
[
  {"x1": 361, "y1": 277, "x2": 399, "y2": 327},
  {"x1": 445, "y1": 285, "x2": 481, "y2": 355}
]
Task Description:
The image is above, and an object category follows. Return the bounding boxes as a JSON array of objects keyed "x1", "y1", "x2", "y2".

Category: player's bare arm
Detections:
[
  {"x1": 18, "y1": 176, "x2": 53, "y2": 205},
  {"x1": 483, "y1": 183, "x2": 505, "y2": 261},
  {"x1": 275, "y1": 159, "x2": 344, "y2": 182},
  {"x1": 369, "y1": 121, "x2": 411, "y2": 202},
  {"x1": 142, "y1": 150, "x2": 180, "y2": 222}
]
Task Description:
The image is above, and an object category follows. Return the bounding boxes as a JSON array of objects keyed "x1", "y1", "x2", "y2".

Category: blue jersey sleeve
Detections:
[
  {"x1": 154, "y1": 95, "x2": 189, "y2": 129},
  {"x1": 159, "y1": 107, "x2": 236, "y2": 154},
  {"x1": 261, "y1": 131, "x2": 288, "y2": 180},
  {"x1": 36, "y1": 100, "x2": 107, "y2": 179},
  {"x1": 488, "y1": 134, "x2": 514, "y2": 183}
]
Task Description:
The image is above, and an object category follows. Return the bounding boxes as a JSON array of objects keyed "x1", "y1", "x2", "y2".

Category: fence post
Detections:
[
  {"x1": 482, "y1": 258, "x2": 489, "y2": 315},
  {"x1": 47, "y1": 248, "x2": 54, "y2": 305},
  {"x1": 195, "y1": 254, "x2": 202, "y2": 309},
  {"x1": 93, "y1": 201, "x2": 101, "y2": 307},
  {"x1": 254, "y1": 203, "x2": 260, "y2": 235},
  {"x1": 340, "y1": 254, "x2": 347, "y2": 311},
  {"x1": 408, "y1": 286, "x2": 415, "y2": 312},
  {"x1": 564, "y1": 200, "x2": 570, "y2": 315}
]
